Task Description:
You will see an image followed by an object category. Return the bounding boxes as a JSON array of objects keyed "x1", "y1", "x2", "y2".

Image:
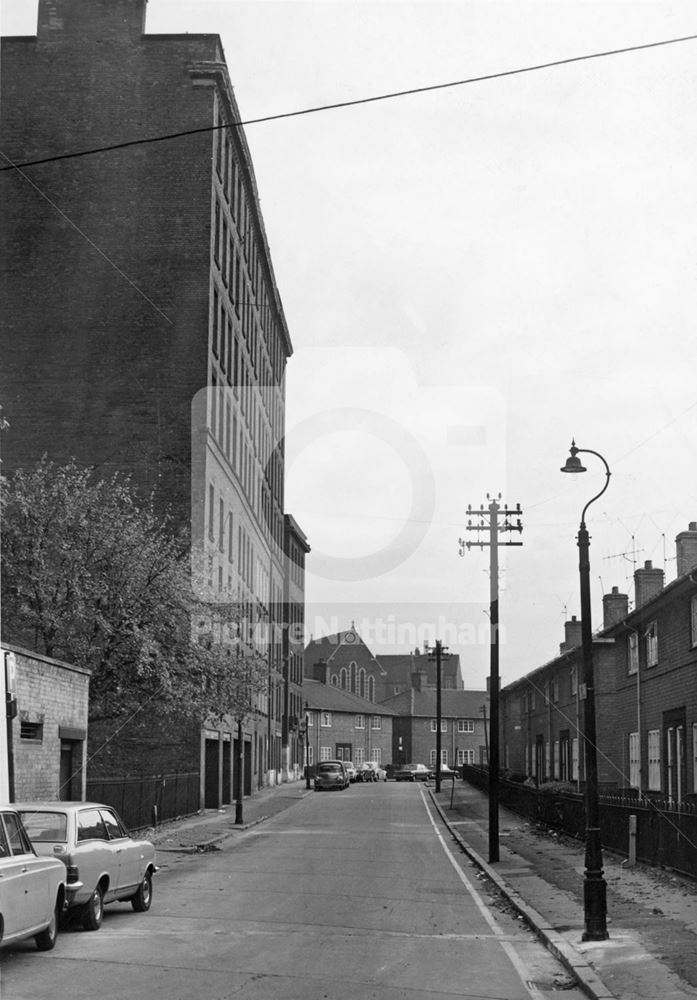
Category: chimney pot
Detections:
[
  {"x1": 676, "y1": 523, "x2": 697, "y2": 577},
  {"x1": 603, "y1": 587, "x2": 629, "y2": 629}
]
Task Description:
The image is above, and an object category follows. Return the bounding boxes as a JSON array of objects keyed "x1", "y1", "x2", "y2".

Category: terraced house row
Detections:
[{"x1": 501, "y1": 523, "x2": 697, "y2": 802}]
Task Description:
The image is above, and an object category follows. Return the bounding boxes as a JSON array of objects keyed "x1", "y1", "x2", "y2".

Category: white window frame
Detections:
[
  {"x1": 458, "y1": 719, "x2": 474, "y2": 733},
  {"x1": 371, "y1": 716, "x2": 381, "y2": 730},
  {"x1": 628, "y1": 632, "x2": 639, "y2": 675},
  {"x1": 320, "y1": 746, "x2": 332, "y2": 762},
  {"x1": 320, "y1": 712, "x2": 332, "y2": 728},
  {"x1": 628, "y1": 731, "x2": 640, "y2": 788},
  {"x1": 355, "y1": 715, "x2": 365, "y2": 730},
  {"x1": 430, "y1": 719, "x2": 446, "y2": 732},
  {"x1": 354, "y1": 747, "x2": 364, "y2": 765},
  {"x1": 457, "y1": 748, "x2": 475, "y2": 765},
  {"x1": 646, "y1": 622, "x2": 658, "y2": 667},
  {"x1": 648, "y1": 729, "x2": 661, "y2": 790},
  {"x1": 371, "y1": 748, "x2": 382, "y2": 764}
]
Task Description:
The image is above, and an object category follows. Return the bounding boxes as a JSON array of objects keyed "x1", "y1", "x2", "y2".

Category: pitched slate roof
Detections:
[
  {"x1": 377, "y1": 651, "x2": 463, "y2": 688},
  {"x1": 380, "y1": 688, "x2": 488, "y2": 718},
  {"x1": 303, "y1": 678, "x2": 397, "y2": 715}
]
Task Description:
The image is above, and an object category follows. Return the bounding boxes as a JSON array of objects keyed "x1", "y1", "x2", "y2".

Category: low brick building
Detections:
[
  {"x1": 4, "y1": 643, "x2": 90, "y2": 801},
  {"x1": 381, "y1": 685, "x2": 489, "y2": 770},
  {"x1": 303, "y1": 678, "x2": 396, "y2": 769}
]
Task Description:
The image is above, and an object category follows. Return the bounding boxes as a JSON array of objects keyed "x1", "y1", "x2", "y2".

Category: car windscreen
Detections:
[
  {"x1": 19, "y1": 811, "x2": 68, "y2": 843},
  {"x1": 318, "y1": 764, "x2": 342, "y2": 773}
]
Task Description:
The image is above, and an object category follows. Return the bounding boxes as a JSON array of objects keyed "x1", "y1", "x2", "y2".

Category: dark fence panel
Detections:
[
  {"x1": 461, "y1": 766, "x2": 697, "y2": 879},
  {"x1": 86, "y1": 772, "x2": 200, "y2": 831}
]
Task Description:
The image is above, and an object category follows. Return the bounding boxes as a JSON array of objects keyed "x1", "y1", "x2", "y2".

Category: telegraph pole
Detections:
[
  {"x1": 428, "y1": 641, "x2": 449, "y2": 792},
  {"x1": 460, "y1": 494, "x2": 522, "y2": 863}
]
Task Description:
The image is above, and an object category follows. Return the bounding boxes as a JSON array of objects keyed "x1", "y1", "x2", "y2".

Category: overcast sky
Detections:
[{"x1": 4, "y1": 1, "x2": 697, "y2": 689}]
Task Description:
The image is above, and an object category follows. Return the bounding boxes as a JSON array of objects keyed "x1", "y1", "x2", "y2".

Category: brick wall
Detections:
[
  {"x1": 8, "y1": 644, "x2": 90, "y2": 800},
  {"x1": 307, "y1": 710, "x2": 393, "y2": 766},
  {"x1": 0, "y1": 23, "x2": 219, "y2": 521}
]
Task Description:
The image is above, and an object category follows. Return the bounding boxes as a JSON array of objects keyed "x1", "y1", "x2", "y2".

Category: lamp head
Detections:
[{"x1": 560, "y1": 440, "x2": 587, "y2": 474}]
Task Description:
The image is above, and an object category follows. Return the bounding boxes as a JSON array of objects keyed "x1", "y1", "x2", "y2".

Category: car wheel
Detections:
[
  {"x1": 131, "y1": 871, "x2": 153, "y2": 912},
  {"x1": 82, "y1": 885, "x2": 104, "y2": 931},
  {"x1": 35, "y1": 902, "x2": 59, "y2": 951}
]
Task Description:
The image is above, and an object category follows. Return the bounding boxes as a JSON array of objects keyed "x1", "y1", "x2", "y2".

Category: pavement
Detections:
[{"x1": 142, "y1": 777, "x2": 697, "y2": 999}]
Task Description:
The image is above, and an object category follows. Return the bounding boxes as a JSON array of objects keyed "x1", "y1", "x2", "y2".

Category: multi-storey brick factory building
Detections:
[{"x1": 0, "y1": 0, "x2": 306, "y2": 797}]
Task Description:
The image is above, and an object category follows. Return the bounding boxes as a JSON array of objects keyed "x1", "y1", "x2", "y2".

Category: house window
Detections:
[
  {"x1": 320, "y1": 712, "x2": 332, "y2": 727},
  {"x1": 628, "y1": 732, "x2": 640, "y2": 788},
  {"x1": 371, "y1": 716, "x2": 381, "y2": 730},
  {"x1": 457, "y1": 749, "x2": 475, "y2": 765},
  {"x1": 430, "y1": 749, "x2": 448, "y2": 766},
  {"x1": 20, "y1": 720, "x2": 43, "y2": 741},
  {"x1": 430, "y1": 719, "x2": 447, "y2": 732},
  {"x1": 320, "y1": 746, "x2": 332, "y2": 762},
  {"x1": 458, "y1": 719, "x2": 474, "y2": 733},
  {"x1": 646, "y1": 622, "x2": 658, "y2": 667},
  {"x1": 371, "y1": 748, "x2": 382, "y2": 764},
  {"x1": 628, "y1": 632, "x2": 639, "y2": 675},
  {"x1": 553, "y1": 678, "x2": 559, "y2": 703},
  {"x1": 307, "y1": 713, "x2": 313, "y2": 727},
  {"x1": 691, "y1": 595, "x2": 697, "y2": 648},
  {"x1": 648, "y1": 730, "x2": 661, "y2": 790},
  {"x1": 354, "y1": 748, "x2": 364, "y2": 765},
  {"x1": 571, "y1": 738, "x2": 579, "y2": 781},
  {"x1": 355, "y1": 715, "x2": 365, "y2": 729}
]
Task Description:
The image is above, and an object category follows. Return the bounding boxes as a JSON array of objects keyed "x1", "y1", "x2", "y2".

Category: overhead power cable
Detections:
[{"x1": 1, "y1": 31, "x2": 697, "y2": 173}]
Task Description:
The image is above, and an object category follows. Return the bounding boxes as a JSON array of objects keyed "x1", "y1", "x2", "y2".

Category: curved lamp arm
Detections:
[{"x1": 572, "y1": 446, "x2": 611, "y2": 525}]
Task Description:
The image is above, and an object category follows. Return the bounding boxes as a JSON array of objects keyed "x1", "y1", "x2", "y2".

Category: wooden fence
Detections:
[
  {"x1": 86, "y1": 772, "x2": 200, "y2": 831},
  {"x1": 462, "y1": 765, "x2": 697, "y2": 878}
]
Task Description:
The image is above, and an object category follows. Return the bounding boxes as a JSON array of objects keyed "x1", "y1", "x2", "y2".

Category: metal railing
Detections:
[{"x1": 86, "y1": 772, "x2": 200, "y2": 831}]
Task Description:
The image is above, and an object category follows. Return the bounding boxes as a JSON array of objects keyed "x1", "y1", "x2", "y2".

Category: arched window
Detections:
[
  {"x1": 339, "y1": 667, "x2": 348, "y2": 690},
  {"x1": 358, "y1": 668, "x2": 366, "y2": 699},
  {"x1": 331, "y1": 674, "x2": 338, "y2": 686},
  {"x1": 368, "y1": 676, "x2": 375, "y2": 702},
  {"x1": 350, "y1": 661, "x2": 357, "y2": 693}
]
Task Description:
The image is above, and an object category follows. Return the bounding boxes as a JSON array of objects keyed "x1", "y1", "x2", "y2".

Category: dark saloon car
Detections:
[
  {"x1": 313, "y1": 761, "x2": 349, "y2": 791},
  {"x1": 394, "y1": 763, "x2": 432, "y2": 782}
]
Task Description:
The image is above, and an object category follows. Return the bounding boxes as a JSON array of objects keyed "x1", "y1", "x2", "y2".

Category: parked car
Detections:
[
  {"x1": 343, "y1": 761, "x2": 357, "y2": 782},
  {"x1": 17, "y1": 802, "x2": 157, "y2": 931},
  {"x1": 0, "y1": 807, "x2": 66, "y2": 951},
  {"x1": 436, "y1": 765, "x2": 458, "y2": 779},
  {"x1": 394, "y1": 763, "x2": 432, "y2": 782},
  {"x1": 356, "y1": 761, "x2": 387, "y2": 782},
  {"x1": 313, "y1": 761, "x2": 349, "y2": 791}
]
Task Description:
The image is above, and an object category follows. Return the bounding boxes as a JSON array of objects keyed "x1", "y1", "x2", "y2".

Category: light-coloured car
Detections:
[
  {"x1": 359, "y1": 761, "x2": 387, "y2": 782},
  {"x1": 0, "y1": 807, "x2": 66, "y2": 951},
  {"x1": 17, "y1": 802, "x2": 157, "y2": 931},
  {"x1": 343, "y1": 761, "x2": 357, "y2": 782},
  {"x1": 313, "y1": 761, "x2": 349, "y2": 791}
]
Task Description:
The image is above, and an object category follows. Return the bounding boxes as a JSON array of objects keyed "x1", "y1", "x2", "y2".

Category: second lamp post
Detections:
[{"x1": 560, "y1": 439, "x2": 610, "y2": 941}]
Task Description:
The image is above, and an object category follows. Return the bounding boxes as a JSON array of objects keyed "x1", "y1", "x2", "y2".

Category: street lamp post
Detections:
[{"x1": 560, "y1": 439, "x2": 610, "y2": 942}]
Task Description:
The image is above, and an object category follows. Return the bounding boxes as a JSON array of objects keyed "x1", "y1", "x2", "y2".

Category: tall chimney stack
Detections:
[
  {"x1": 603, "y1": 586, "x2": 629, "y2": 629},
  {"x1": 560, "y1": 615, "x2": 583, "y2": 652},
  {"x1": 634, "y1": 560, "x2": 664, "y2": 609},
  {"x1": 676, "y1": 523, "x2": 697, "y2": 577}
]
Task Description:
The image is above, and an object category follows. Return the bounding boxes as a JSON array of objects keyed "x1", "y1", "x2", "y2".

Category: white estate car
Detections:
[
  {"x1": 0, "y1": 807, "x2": 66, "y2": 951},
  {"x1": 17, "y1": 802, "x2": 156, "y2": 931}
]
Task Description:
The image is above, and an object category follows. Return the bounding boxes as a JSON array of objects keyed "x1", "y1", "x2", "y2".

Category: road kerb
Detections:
[{"x1": 428, "y1": 790, "x2": 616, "y2": 1000}]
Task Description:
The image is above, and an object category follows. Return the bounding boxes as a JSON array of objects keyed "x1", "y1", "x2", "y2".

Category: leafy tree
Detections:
[{"x1": 0, "y1": 458, "x2": 267, "y2": 728}]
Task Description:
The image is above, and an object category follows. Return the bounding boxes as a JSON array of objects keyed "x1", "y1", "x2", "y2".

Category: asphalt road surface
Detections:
[{"x1": 1, "y1": 783, "x2": 586, "y2": 999}]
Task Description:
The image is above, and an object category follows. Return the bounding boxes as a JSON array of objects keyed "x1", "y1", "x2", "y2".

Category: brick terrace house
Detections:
[
  {"x1": 303, "y1": 677, "x2": 395, "y2": 770},
  {"x1": 499, "y1": 524, "x2": 697, "y2": 801},
  {"x1": 3, "y1": 644, "x2": 90, "y2": 801},
  {"x1": 0, "y1": 0, "x2": 307, "y2": 800},
  {"x1": 381, "y1": 684, "x2": 489, "y2": 771}
]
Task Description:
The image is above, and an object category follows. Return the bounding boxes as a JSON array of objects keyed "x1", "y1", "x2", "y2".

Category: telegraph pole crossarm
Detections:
[{"x1": 460, "y1": 494, "x2": 523, "y2": 864}]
